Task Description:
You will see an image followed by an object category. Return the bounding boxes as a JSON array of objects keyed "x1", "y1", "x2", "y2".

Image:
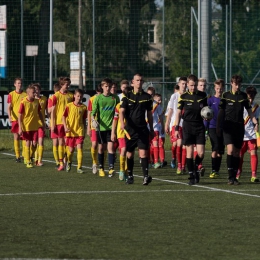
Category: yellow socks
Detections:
[
  {"x1": 14, "y1": 140, "x2": 20, "y2": 158},
  {"x1": 120, "y1": 155, "x2": 126, "y2": 172},
  {"x1": 77, "y1": 149, "x2": 83, "y2": 169},
  {"x1": 91, "y1": 147, "x2": 98, "y2": 165}
]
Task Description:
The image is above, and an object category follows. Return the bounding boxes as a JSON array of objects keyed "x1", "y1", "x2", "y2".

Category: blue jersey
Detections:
[{"x1": 205, "y1": 96, "x2": 221, "y2": 129}]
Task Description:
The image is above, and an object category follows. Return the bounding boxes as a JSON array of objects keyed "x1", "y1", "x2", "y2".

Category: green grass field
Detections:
[{"x1": 1, "y1": 132, "x2": 260, "y2": 259}]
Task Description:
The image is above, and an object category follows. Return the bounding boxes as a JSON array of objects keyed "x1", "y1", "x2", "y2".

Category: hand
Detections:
[
  {"x1": 174, "y1": 130, "x2": 179, "y2": 139},
  {"x1": 165, "y1": 124, "x2": 170, "y2": 135},
  {"x1": 254, "y1": 123, "x2": 259, "y2": 132},
  {"x1": 91, "y1": 119, "x2": 99, "y2": 129},
  {"x1": 65, "y1": 126, "x2": 70, "y2": 133},
  {"x1": 120, "y1": 122, "x2": 125, "y2": 131},
  {"x1": 18, "y1": 128, "x2": 23, "y2": 136},
  {"x1": 87, "y1": 128, "x2": 91, "y2": 137},
  {"x1": 111, "y1": 132, "x2": 116, "y2": 142}
]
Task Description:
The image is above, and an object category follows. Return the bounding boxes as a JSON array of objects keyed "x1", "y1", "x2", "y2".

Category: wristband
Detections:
[{"x1": 175, "y1": 125, "x2": 179, "y2": 131}]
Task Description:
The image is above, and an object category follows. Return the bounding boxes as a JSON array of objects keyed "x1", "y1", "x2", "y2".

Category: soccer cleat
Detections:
[
  {"x1": 234, "y1": 179, "x2": 240, "y2": 185},
  {"x1": 153, "y1": 162, "x2": 161, "y2": 169},
  {"x1": 160, "y1": 161, "x2": 167, "y2": 168},
  {"x1": 15, "y1": 158, "x2": 21, "y2": 163},
  {"x1": 92, "y1": 164, "x2": 97, "y2": 174},
  {"x1": 57, "y1": 165, "x2": 64, "y2": 171},
  {"x1": 181, "y1": 168, "x2": 186, "y2": 175},
  {"x1": 36, "y1": 162, "x2": 43, "y2": 166},
  {"x1": 143, "y1": 175, "x2": 152, "y2": 185},
  {"x1": 209, "y1": 172, "x2": 219, "y2": 178},
  {"x1": 108, "y1": 168, "x2": 115, "y2": 177},
  {"x1": 228, "y1": 178, "x2": 234, "y2": 185},
  {"x1": 171, "y1": 159, "x2": 176, "y2": 168},
  {"x1": 126, "y1": 176, "x2": 134, "y2": 184},
  {"x1": 195, "y1": 171, "x2": 200, "y2": 184},
  {"x1": 77, "y1": 168, "x2": 84, "y2": 174},
  {"x1": 188, "y1": 178, "x2": 195, "y2": 185},
  {"x1": 251, "y1": 177, "x2": 259, "y2": 183},
  {"x1": 199, "y1": 167, "x2": 205, "y2": 177},
  {"x1": 66, "y1": 163, "x2": 71, "y2": 172},
  {"x1": 26, "y1": 162, "x2": 33, "y2": 168},
  {"x1": 119, "y1": 171, "x2": 125, "y2": 181},
  {"x1": 99, "y1": 168, "x2": 105, "y2": 177},
  {"x1": 176, "y1": 167, "x2": 182, "y2": 175}
]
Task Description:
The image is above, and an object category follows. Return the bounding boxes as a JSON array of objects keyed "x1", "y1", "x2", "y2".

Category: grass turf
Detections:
[{"x1": 0, "y1": 134, "x2": 260, "y2": 259}]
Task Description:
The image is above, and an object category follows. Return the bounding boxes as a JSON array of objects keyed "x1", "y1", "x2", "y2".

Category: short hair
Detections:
[
  {"x1": 26, "y1": 85, "x2": 35, "y2": 92},
  {"x1": 187, "y1": 74, "x2": 198, "y2": 83},
  {"x1": 74, "y1": 88, "x2": 84, "y2": 96},
  {"x1": 246, "y1": 86, "x2": 257, "y2": 97},
  {"x1": 174, "y1": 84, "x2": 179, "y2": 91},
  {"x1": 14, "y1": 78, "x2": 22, "y2": 84},
  {"x1": 147, "y1": 86, "x2": 155, "y2": 95},
  {"x1": 179, "y1": 76, "x2": 187, "y2": 82},
  {"x1": 53, "y1": 83, "x2": 61, "y2": 92},
  {"x1": 231, "y1": 75, "x2": 242, "y2": 85},
  {"x1": 59, "y1": 77, "x2": 71, "y2": 86},
  {"x1": 133, "y1": 73, "x2": 143, "y2": 79},
  {"x1": 214, "y1": 79, "x2": 225, "y2": 87},
  {"x1": 96, "y1": 83, "x2": 102, "y2": 93},
  {"x1": 198, "y1": 78, "x2": 207, "y2": 83},
  {"x1": 32, "y1": 83, "x2": 41, "y2": 90},
  {"x1": 120, "y1": 79, "x2": 129, "y2": 86},
  {"x1": 154, "y1": 93, "x2": 161, "y2": 98},
  {"x1": 101, "y1": 78, "x2": 113, "y2": 87}
]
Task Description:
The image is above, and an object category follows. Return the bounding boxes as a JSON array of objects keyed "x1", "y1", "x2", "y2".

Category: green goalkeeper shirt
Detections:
[{"x1": 91, "y1": 93, "x2": 119, "y2": 131}]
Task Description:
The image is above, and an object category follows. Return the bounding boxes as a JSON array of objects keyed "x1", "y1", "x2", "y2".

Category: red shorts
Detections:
[
  {"x1": 38, "y1": 127, "x2": 45, "y2": 138},
  {"x1": 151, "y1": 131, "x2": 160, "y2": 142},
  {"x1": 170, "y1": 126, "x2": 183, "y2": 142},
  {"x1": 11, "y1": 121, "x2": 19, "y2": 134},
  {"x1": 22, "y1": 131, "x2": 38, "y2": 142},
  {"x1": 91, "y1": 129, "x2": 97, "y2": 142},
  {"x1": 242, "y1": 139, "x2": 257, "y2": 152},
  {"x1": 118, "y1": 138, "x2": 126, "y2": 149},
  {"x1": 51, "y1": 124, "x2": 65, "y2": 139},
  {"x1": 66, "y1": 136, "x2": 85, "y2": 148}
]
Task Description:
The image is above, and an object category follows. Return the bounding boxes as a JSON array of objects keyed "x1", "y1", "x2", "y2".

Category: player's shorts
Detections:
[
  {"x1": 91, "y1": 129, "x2": 97, "y2": 142},
  {"x1": 223, "y1": 121, "x2": 244, "y2": 149},
  {"x1": 11, "y1": 121, "x2": 19, "y2": 134},
  {"x1": 151, "y1": 131, "x2": 160, "y2": 142},
  {"x1": 98, "y1": 130, "x2": 112, "y2": 144},
  {"x1": 182, "y1": 121, "x2": 205, "y2": 146},
  {"x1": 170, "y1": 126, "x2": 183, "y2": 142},
  {"x1": 125, "y1": 126, "x2": 150, "y2": 152},
  {"x1": 241, "y1": 139, "x2": 257, "y2": 152},
  {"x1": 38, "y1": 127, "x2": 45, "y2": 138},
  {"x1": 209, "y1": 128, "x2": 225, "y2": 154},
  {"x1": 118, "y1": 137, "x2": 126, "y2": 149},
  {"x1": 66, "y1": 136, "x2": 84, "y2": 148},
  {"x1": 22, "y1": 130, "x2": 38, "y2": 142},
  {"x1": 51, "y1": 124, "x2": 65, "y2": 139}
]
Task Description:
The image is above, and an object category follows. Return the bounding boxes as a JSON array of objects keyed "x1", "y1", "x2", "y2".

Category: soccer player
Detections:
[
  {"x1": 236, "y1": 86, "x2": 260, "y2": 182},
  {"x1": 18, "y1": 85, "x2": 45, "y2": 168},
  {"x1": 34, "y1": 83, "x2": 47, "y2": 166},
  {"x1": 119, "y1": 73, "x2": 154, "y2": 185},
  {"x1": 118, "y1": 79, "x2": 129, "y2": 101},
  {"x1": 62, "y1": 89, "x2": 88, "y2": 174},
  {"x1": 206, "y1": 79, "x2": 225, "y2": 178},
  {"x1": 48, "y1": 83, "x2": 61, "y2": 168},
  {"x1": 87, "y1": 84, "x2": 102, "y2": 174},
  {"x1": 147, "y1": 86, "x2": 155, "y2": 97},
  {"x1": 7, "y1": 78, "x2": 27, "y2": 162},
  {"x1": 111, "y1": 85, "x2": 132, "y2": 180},
  {"x1": 91, "y1": 78, "x2": 120, "y2": 177},
  {"x1": 174, "y1": 74, "x2": 208, "y2": 185},
  {"x1": 165, "y1": 77, "x2": 187, "y2": 174},
  {"x1": 51, "y1": 77, "x2": 74, "y2": 171},
  {"x1": 217, "y1": 75, "x2": 258, "y2": 185}
]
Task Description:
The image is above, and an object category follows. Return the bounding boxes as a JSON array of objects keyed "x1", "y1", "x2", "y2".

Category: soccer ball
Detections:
[{"x1": 201, "y1": 106, "x2": 214, "y2": 120}]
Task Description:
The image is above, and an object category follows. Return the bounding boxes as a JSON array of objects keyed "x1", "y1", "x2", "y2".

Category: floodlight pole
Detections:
[
  {"x1": 49, "y1": 0, "x2": 53, "y2": 90},
  {"x1": 21, "y1": 0, "x2": 23, "y2": 79},
  {"x1": 162, "y1": 0, "x2": 165, "y2": 107},
  {"x1": 79, "y1": 0, "x2": 83, "y2": 89},
  {"x1": 92, "y1": 0, "x2": 96, "y2": 90},
  {"x1": 33, "y1": 56, "x2": 36, "y2": 81}
]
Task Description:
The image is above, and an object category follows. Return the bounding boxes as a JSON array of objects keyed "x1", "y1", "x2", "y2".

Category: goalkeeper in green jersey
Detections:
[{"x1": 91, "y1": 78, "x2": 120, "y2": 177}]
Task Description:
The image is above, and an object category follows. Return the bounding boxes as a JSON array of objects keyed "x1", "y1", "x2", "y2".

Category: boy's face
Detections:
[
  {"x1": 147, "y1": 90, "x2": 154, "y2": 96},
  {"x1": 102, "y1": 83, "x2": 111, "y2": 95},
  {"x1": 231, "y1": 81, "x2": 240, "y2": 92},
  {"x1": 121, "y1": 84, "x2": 128, "y2": 92},
  {"x1": 27, "y1": 88, "x2": 35, "y2": 100},
  {"x1": 178, "y1": 80, "x2": 186, "y2": 91},
  {"x1": 14, "y1": 80, "x2": 22, "y2": 92},
  {"x1": 187, "y1": 80, "x2": 197, "y2": 93},
  {"x1": 74, "y1": 92, "x2": 83, "y2": 103},
  {"x1": 247, "y1": 94, "x2": 255, "y2": 104},
  {"x1": 154, "y1": 96, "x2": 161, "y2": 104},
  {"x1": 61, "y1": 82, "x2": 70, "y2": 92},
  {"x1": 111, "y1": 84, "x2": 117, "y2": 94},
  {"x1": 132, "y1": 75, "x2": 143, "y2": 90},
  {"x1": 214, "y1": 84, "x2": 223, "y2": 96},
  {"x1": 198, "y1": 81, "x2": 206, "y2": 92},
  {"x1": 34, "y1": 86, "x2": 40, "y2": 96}
]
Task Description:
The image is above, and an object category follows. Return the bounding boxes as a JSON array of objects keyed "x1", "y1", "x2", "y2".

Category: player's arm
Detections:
[
  {"x1": 147, "y1": 110, "x2": 154, "y2": 138},
  {"x1": 174, "y1": 109, "x2": 182, "y2": 138},
  {"x1": 17, "y1": 103, "x2": 24, "y2": 135},
  {"x1": 50, "y1": 95, "x2": 57, "y2": 131},
  {"x1": 119, "y1": 107, "x2": 126, "y2": 131},
  {"x1": 91, "y1": 96, "x2": 99, "y2": 126},
  {"x1": 82, "y1": 108, "x2": 87, "y2": 136},
  {"x1": 7, "y1": 95, "x2": 12, "y2": 122},
  {"x1": 165, "y1": 108, "x2": 173, "y2": 134},
  {"x1": 247, "y1": 108, "x2": 258, "y2": 131},
  {"x1": 62, "y1": 106, "x2": 70, "y2": 133},
  {"x1": 111, "y1": 108, "x2": 119, "y2": 142}
]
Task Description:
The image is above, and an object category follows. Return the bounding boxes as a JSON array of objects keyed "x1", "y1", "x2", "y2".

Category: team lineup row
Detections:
[{"x1": 7, "y1": 74, "x2": 259, "y2": 185}]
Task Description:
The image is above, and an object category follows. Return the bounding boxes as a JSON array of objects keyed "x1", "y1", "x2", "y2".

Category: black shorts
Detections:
[
  {"x1": 182, "y1": 121, "x2": 205, "y2": 146},
  {"x1": 223, "y1": 121, "x2": 244, "y2": 149},
  {"x1": 97, "y1": 130, "x2": 112, "y2": 144},
  {"x1": 125, "y1": 126, "x2": 150, "y2": 152},
  {"x1": 209, "y1": 128, "x2": 225, "y2": 154}
]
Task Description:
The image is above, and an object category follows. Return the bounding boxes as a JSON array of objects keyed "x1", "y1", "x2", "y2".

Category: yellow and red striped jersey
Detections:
[{"x1": 7, "y1": 90, "x2": 27, "y2": 121}]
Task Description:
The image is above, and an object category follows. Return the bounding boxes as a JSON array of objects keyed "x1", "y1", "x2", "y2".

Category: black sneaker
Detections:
[
  {"x1": 228, "y1": 178, "x2": 234, "y2": 185},
  {"x1": 195, "y1": 171, "x2": 200, "y2": 184},
  {"x1": 15, "y1": 158, "x2": 21, "y2": 163},
  {"x1": 143, "y1": 175, "x2": 152, "y2": 185},
  {"x1": 188, "y1": 178, "x2": 195, "y2": 185},
  {"x1": 160, "y1": 161, "x2": 167, "y2": 168},
  {"x1": 126, "y1": 176, "x2": 134, "y2": 184}
]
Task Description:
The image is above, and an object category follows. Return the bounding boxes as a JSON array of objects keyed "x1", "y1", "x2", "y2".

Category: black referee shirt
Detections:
[
  {"x1": 178, "y1": 90, "x2": 208, "y2": 123},
  {"x1": 219, "y1": 90, "x2": 251, "y2": 124},
  {"x1": 120, "y1": 90, "x2": 153, "y2": 128}
]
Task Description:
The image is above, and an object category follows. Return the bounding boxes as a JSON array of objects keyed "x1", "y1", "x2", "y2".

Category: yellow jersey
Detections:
[
  {"x1": 7, "y1": 90, "x2": 27, "y2": 121},
  {"x1": 114, "y1": 102, "x2": 125, "y2": 139},
  {"x1": 37, "y1": 95, "x2": 47, "y2": 127},
  {"x1": 88, "y1": 94, "x2": 98, "y2": 130}
]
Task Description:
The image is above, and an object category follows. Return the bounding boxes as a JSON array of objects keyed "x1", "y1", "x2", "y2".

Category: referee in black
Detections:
[
  {"x1": 119, "y1": 73, "x2": 154, "y2": 185},
  {"x1": 217, "y1": 75, "x2": 258, "y2": 185},
  {"x1": 174, "y1": 74, "x2": 208, "y2": 185}
]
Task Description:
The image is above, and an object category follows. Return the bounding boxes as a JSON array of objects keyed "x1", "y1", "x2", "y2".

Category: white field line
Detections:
[{"x1": 2, "y1": 152, "x2": 260, "y2": 199}]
